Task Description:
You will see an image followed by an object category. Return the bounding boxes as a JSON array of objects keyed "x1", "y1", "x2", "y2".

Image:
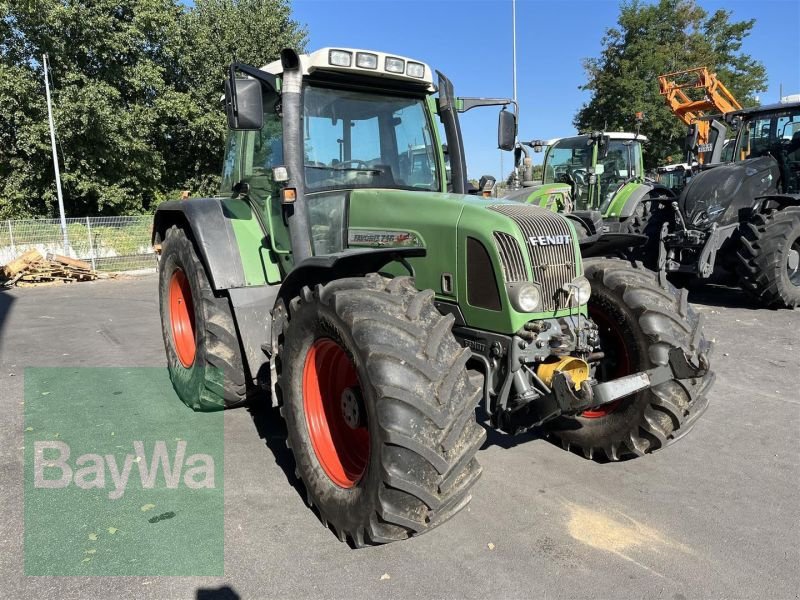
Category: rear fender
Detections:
[
  {"x1": 153, "y1": 198, "x2": 248, "y2": 290},
  {"x1": 608, "y1": 183, "x2": 675, "y2": 219}
]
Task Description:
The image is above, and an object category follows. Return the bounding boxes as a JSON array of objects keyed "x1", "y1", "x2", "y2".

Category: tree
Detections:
[
  {"x1": 0, "y1": 0, "x2": 306, "y2": 219},
  {"x1": 574, "y1": 0, "x2": 767, "y2": 168},
  {"x1": 164, "y1": 0, "x2": 306, "y2": 197}
]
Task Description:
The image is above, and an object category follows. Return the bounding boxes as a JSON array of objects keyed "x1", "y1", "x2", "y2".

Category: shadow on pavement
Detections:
[
  {"x1": 685, "y1": 283, "x2": 766, "y2": 310},
  {"x1": 196, "y1": 585, "x2": 241, "y2": 600},
  {"x1": 247, "y1": 402, "x2": 302, "y2": 496},
  {"x1": 0, "y1": 287, "x2": 15, "y2": 354}
]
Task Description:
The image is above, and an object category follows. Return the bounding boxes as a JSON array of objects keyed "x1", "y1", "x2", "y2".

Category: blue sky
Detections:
[{"x1": 291, "y1": 0, "x2": 800, "y2": 179}]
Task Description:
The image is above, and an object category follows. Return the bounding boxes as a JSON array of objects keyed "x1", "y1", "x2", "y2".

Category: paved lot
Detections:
[{"x1": 1, "y1": 275, "x2": 798, "y2": 599}]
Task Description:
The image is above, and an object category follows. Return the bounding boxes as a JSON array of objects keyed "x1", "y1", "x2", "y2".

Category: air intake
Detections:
[
  {"x1": 488, "y1": 205, "x2": 578, "y2": 311},
  {"x1": 493, "y1": 231, "x2": 527, "y2": 283}
]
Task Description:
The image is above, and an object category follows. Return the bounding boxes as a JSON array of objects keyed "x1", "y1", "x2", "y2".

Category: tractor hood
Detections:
[
  {"x1": 679, "y1": 156, "x2": 779, "y2": 229},
  {"x1": 345, "y1": 188, "x2": 584, "y2": 334}
]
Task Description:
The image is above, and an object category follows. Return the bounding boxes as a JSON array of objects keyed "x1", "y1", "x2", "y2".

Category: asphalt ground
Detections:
[{"x1": 1, "y1": 274, "x2": 798, "y2": 599}]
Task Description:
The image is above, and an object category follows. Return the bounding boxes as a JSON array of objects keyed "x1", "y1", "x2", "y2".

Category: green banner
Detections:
[{"x1": 24, "y1": 368, "x2": 224, "y2": 576}]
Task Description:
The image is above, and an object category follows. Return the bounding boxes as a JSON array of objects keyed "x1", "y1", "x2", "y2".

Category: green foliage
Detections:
[
  {"x1": 0, "y1": 0, "x2": 306, "y2": 218},
  {"x1": 574, "y1": 0, "x2": 767, "y2": 168}
]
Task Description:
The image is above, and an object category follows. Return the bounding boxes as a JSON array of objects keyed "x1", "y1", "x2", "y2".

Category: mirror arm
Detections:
[
  {"x1": 230, "y1": 62, "x2": 278, "y2": 93},
  {"x1": 458, "y1": 97, "x2": 518, "y2": 117}
]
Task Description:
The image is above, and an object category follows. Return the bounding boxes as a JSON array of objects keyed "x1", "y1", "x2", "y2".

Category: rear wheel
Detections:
[
  {"x1": 158, "y1": 225, "x2": 250, "y2": 410},
  {"x1": 736, "y1": 207, "x2": 800, "y2": 308},
  {"x1": 545, "y1": 259, "x2": 713, "y2": 461},
  {"x1": 276, "y1": 274, "x2": 485, "y2": 546}
]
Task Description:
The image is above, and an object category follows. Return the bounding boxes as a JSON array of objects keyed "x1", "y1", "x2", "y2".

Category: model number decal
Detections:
[
  {"x1": 347, "y1": 229, "x2": 421, "y2": 247},
  {"x1": 528, "y1": 234, "x2": 571, "y2": 246}
]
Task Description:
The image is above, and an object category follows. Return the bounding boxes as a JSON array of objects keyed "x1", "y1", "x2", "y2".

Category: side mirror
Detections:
[
  {"x1": 478, "y1": 175, "x2": 496, "y2": 197},
  {"x1": 600, "y1": 135, "x2": 611, "y2": 158},
  {"x1": 498, "y1": 109, "x2": 517, "y2": 151},
  {"x1": 224, "y1": 67, "x2": 263, "y2": 131}
]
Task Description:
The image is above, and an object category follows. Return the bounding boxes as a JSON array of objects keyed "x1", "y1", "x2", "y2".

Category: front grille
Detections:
[
  {"x1": 488, "y1": 204, "x2": 578, "y2": 311},
  {"x1": 493, "y1": 232, "x2": 527, "y2": 282}
]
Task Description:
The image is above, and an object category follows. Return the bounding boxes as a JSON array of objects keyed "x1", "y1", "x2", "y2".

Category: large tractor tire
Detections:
[
  {"x1": 623, "y1": 199, "x2": 655, "y2": 235},
  {"x1": 158, "y1": 225, "x2": 250, "y2": 411},
  {"x1": 545, "y1": 258, "x2": 713, "y2": 461},
  {"x1": 276, "y1": 274, "x2": 485, "y2": 546},
  {"x1": 736, "y1": 207, "x2": 800, "y2": 308}
]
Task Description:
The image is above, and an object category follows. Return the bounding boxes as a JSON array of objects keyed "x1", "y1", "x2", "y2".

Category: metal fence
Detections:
[{"x1": 0, "y1": 216, "x2": 156, "y2": 272}]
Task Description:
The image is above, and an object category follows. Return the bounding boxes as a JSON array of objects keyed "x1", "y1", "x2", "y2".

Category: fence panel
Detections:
[{"x1": 0, "y1": 216, "x2": 156, "y2": 272}]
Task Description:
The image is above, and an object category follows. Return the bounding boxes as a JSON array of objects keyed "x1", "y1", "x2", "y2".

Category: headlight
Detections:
[
  {"x1": 507, "y1": 283, "x2": 542, "y2": 312},
  {"x1": 568, "y1": 276, "x2": 591, "y2": 304},
  {"x1": 385, "y1": 56, "x2": 405, "y2": 73},
  {"x1": 329, "y1": 50, "x2": 352, "y2": 67}
]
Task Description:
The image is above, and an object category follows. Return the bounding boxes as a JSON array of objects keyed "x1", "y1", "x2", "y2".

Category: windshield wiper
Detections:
[{"x1": 305, "y1": 164, "x2": 383, "y2": 174}]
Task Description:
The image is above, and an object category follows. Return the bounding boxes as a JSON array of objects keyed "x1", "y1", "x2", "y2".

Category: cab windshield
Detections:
[
  {"x1": 543, "y1": 138, "x2": 593, "y2": 206},
  {"x1": 303, "y1": 85, "x2": 440, "y2": 192},
  {"x1": 734, "y1": 109, "x2": 800, "y2": 162},
  {"x1": 597, "y1": 139, "x2": 642, "y2": 210}
]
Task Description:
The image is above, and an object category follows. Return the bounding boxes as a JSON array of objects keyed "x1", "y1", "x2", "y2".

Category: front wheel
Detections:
[
  {"x1": 545, "y1": 259, "x2": 714, "y2": 461},
  {"x1": 736, "y1": 207, "x2": 800, "y2": 308},
  {"x1": 276, "y1": 274, "x2": 485, "y2": 546}
]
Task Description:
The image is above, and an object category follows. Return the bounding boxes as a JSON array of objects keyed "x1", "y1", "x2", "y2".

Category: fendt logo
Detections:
[{"x1": 528, "y1": 234, "x2": 572, "y2": 246}]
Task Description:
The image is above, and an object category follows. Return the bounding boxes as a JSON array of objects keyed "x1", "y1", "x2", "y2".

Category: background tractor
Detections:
[
  {"x1": 646, "y1": 98, "x2": 800, "y2": 308},
  {"x1": 152, "y1": 47, "x2": 714, "y2": 546},
  {"x1": 504, "y1": 128, "x2": 675, "y2": 239}
]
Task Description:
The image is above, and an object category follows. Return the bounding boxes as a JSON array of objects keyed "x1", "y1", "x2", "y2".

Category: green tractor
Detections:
[
  {"x1": 152, "y1": 48, "x2": 714, "y2": 546},
  {"x1": 505, "y1": 130, "x2": 675, "y2": 238}
]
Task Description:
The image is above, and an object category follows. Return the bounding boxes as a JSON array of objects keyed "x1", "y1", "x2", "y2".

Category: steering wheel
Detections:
[
  {"x1": 566, "y1": 166, "x2": 588, "y2": 186},
  {"x1": 573, "y1": 168, "x2": 588, "y2": 186},
  {"x1": 335, "y1": 160, "x2": 369, "y2": 170}
]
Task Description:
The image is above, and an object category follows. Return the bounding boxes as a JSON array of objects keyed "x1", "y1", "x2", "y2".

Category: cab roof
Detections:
[
  {"x1": 549, "y1": 132, "x2": 649, "y2": 145},
  {"x1": 261, "y1": 47, "x2": 435, "y2": 91},
  {"x1": 729, "y1": 98, "x2": 800, "y2": 118}
]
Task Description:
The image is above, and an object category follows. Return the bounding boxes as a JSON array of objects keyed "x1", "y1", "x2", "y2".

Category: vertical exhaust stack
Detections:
[{"x1": 280, "y1": 48, "x2": 313, "y2": 262}]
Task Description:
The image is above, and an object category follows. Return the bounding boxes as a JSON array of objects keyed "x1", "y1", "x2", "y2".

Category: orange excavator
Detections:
[{"x1": 659, "y1": 67, "x2": 742, "y2": 163}]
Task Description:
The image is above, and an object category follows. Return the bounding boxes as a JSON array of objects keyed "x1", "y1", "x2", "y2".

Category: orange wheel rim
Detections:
[
  {"x1": 169, "y1": 269, "x2": 196, "y2": 368},
  {"x1": 303, "y1": 338, "x2": 369, "y2": 488}
]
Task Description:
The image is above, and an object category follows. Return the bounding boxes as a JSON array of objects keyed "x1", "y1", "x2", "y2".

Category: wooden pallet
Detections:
[{"x1": 1, "y1": 250, "x2": 104, "y2": 287}]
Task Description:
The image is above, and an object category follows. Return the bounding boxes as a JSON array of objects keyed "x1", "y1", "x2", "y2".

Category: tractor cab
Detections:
[
  {"x1": 730, "y1": 101, "x2": 800, "y2": 194},
  {"x1": 539, "y1": 133, "x2": 646, "y2": 213},
  {"x1": 220, "y1": 48, "x2": 517, "y2": 264}
]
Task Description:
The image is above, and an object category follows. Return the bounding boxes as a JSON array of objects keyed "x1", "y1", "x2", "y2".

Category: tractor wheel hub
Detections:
[
  {"x1": 341, "y1": 387, "x2": 363, "y2": 429},
  {"x1": 787, "y1": 248, "x2": 799, "y2": 272}
]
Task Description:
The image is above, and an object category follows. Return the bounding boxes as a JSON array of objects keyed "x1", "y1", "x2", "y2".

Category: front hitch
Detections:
[{"x1": 499, "y1": 347, "x2": 710, "y2": 434}]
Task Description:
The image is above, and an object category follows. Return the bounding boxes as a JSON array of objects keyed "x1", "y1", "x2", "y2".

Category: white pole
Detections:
[
  {"x1": 7, "y1": 220, "x2": 15, "y2": 256},
  {"x1": 43, "y1": 53, "x2": 69, "y2": 254},
  {"x1": 85, "y1": 216, "x2": 96, "y2": 270},
  {"x1": 512, "y1": 0, "x2": 518, "y2": 105}
]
